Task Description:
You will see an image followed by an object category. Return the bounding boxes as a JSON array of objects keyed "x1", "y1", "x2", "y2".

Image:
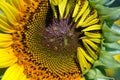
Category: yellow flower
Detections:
[{"x1": 0, "y1": 0, "x2": 102, "y2": 80}]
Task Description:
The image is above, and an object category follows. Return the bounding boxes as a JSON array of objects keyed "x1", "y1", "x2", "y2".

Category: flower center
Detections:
[{"x1": 42, "y1": 16, "x2": 80, "y2": 54}]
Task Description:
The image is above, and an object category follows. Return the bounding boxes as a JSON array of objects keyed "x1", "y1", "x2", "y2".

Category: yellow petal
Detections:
[
  {"x1": 81, "y1": 36, "x2": 101, "y2": 43},
  {"x1": 19, "y1": 74, "x2": 27, "y2": 80},
  {"x1": 117, "y1": 40, "x2": 120, "y2": 44},
  {"x1": 82, "y1": 39, "x2": 98, "y2": 60},
  {"x1": 18, "y1": 67, "x2": 28, "y2": 80},
  {"x1": 77, "y1": 47, "x2": 91, "y2": 73},
  {"x1": 6, "y1": 0, "x2": 26, "y2": 12},
  {"x1": 75, "y1": 0, "x2": 89, "y2": 22},
  {"x1": 83, "y1": 39, "x2": 98, "y2": 50},
  {"x1": 0, "y1": 48, "x2": 17, "y2": 68},
  {"x1": 0, "y1": 41, "x2": 13, "y2": 48},
  {"x1": 0, "y1": 1, "x2": 19, "y2": 24},
  {"x1": 64, "y1": 0, "x2": 73, "y2": 18},
  {"x1": 114, "y1": 19, "x2": 120, "y2": 26},
  {"x1": 0, "y1": 18, "x2": 12, "y2": 29},
  {"x1": 72, "y1": 0, "x2": 81, "y2": 18},
  {"x1": 2, "y1": 64, "x2": 27, "y2": 80},
  {"x1": 89, "y1": 38, "x2": 101, "y2": 43},
  {"x1": 50, "y1": 0, "x2": 58, "y2": 5},
  {"x1": 82, "y1": 24, "x2": 101, "y2": 31},
  {"x1": 0, "y1": 19, "x2": 15, "y2": 33},
  {"x1": 50, "y1": 0, "x2": 62, "y2": 5},
  {"x1": 113, "y1": 54, "x2": 120, "y2": 62},
  {"x1": 81, "y1": 10, "x2": 98, "y2": 26},
  {"x1": 58, "y1": 0, "x2": 67, "y2": 18},
  {"x1": 82, "y1": 18, "x2": 99, "y2": 27},
  {"x1": 81, "y1": 48, "x2": 95, "y2": 64},
  {"x1": 0, "y1": 13, "x2": 15, "y2": 33},
  {"x1": 0, "y1": 33, "x2": 12, "y2": 42},
  {"x1": 84, "y1": 32, "x2": 102, "y2": 38},
  {"x1": 105, "y1": 68, "x2": 114, "y2": 77},
  {"x1": 0, "y1": 14, "x2": 7, "y2": 22},
  {"x1": 76, "y1": 7, "x2": 90, "y2": 28}
]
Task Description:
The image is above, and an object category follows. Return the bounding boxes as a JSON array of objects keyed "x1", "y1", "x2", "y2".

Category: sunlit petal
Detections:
[{"x1": 0, "y1": 48, "x2": 17, "y2": 68}]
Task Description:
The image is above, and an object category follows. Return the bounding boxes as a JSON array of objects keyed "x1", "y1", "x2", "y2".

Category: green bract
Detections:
[{"x1": 85, "y1": 0, "x2": 120, "y2": 80}]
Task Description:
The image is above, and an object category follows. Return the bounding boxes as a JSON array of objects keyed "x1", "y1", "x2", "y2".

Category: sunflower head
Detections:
[{"x1": 0, "y1": 0, "x2": 120, "y2": 80}]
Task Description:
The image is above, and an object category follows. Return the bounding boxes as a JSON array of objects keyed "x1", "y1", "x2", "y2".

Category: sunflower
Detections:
[{"x1": 0, "y1": 0, "x2": 120, "y2": 80}]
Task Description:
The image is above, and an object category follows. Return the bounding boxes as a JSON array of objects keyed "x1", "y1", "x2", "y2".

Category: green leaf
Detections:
[
  {"x1": 107, "y1": 50, "x2": 120, "y2": 55},
  {"x1": 109, "y1": 0, "x2": 120, "y2": 7},
  {"x1": 85, "y1": 68, "x2": 114, "y2": 80},
  {"x1": 103, "y1": 42, "x2": 120, "y2": 50},
  {"x1": 105, "y1": 68, "x2": 120, "y2": 80},
  {"x1": 99, "y1": 51, "x2": 120, "y2": 68},
  {"x1": 89, "y1": 0, "x2": 115, "y2": 7},
  {"x1": 95, "y1": 5, "x2": 120, "y2": 21},
  {"x1": 101, "y1": 21, "x2": 120, "y2": 55},
  {"x1": 93, "y1": 60, "x2": 105, "y2": 68},
  {"x1": 111, "y1": 24, "x2": 120, "y2": 34},
  {"x1": 0, "y1": 68, "x2": 7, "y2": 79},
  {"x1": 85, "y1": 50, "x2": 120, "y2": 80},
  {"x1": 102, "y1": 23, "x2": 120, "y2": 42}
]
